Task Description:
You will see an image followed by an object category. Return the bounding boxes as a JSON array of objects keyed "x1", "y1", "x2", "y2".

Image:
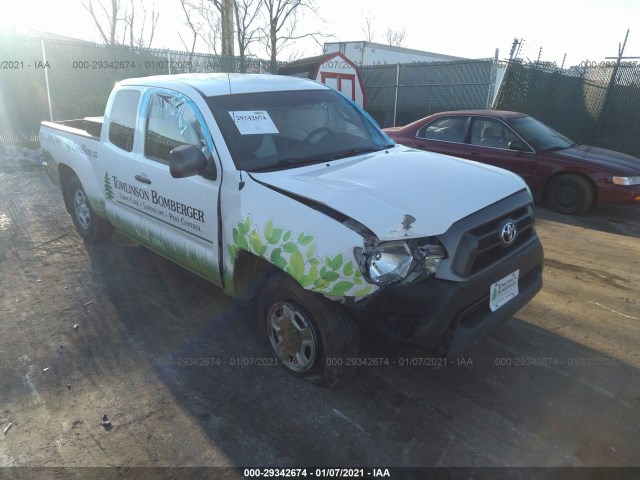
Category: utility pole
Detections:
[{"x1": 595, "y1": 29, "x2": 630, "y2": 141}]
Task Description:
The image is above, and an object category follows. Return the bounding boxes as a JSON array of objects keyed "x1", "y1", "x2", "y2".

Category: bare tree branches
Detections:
[
  {"x1": 82, "y1": 0, "x2": 119, "y2": 44},
  {"x1": 385, "y1": 27, "x2": 407, "y2": 47},
  {"x1": 361, "y1": 10, "x2": 375, "y2": 43},
  {"x1": 260, "y1": 0, "x2": 327, "y2": 73},
  {"x1": 235, "y1": 0, "x2": 263, "y2": 71},
  {"x1": 178, "y1": 0, "x2": 203, "y2": 56},
  {"x1": 124, "y1": 0, "x2": 159, "y2": 47},
  {"x1": 83, "y1": 0, "x2": 158, "y2": 47}
]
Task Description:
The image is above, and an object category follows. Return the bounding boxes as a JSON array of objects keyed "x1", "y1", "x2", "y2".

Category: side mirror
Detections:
[
  {"x1": 170, "y1": 145, "x2": 209, "y2": 178},
  {"x1": 508, "y1": 140, "x2": 526, "y2": 152}
]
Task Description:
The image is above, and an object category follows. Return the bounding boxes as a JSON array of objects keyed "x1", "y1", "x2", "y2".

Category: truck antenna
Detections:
[{"x1": 227, "y1": 72, "x2": 245, "y2": 190}]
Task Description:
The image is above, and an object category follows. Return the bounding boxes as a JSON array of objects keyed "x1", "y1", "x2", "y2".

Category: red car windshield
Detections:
[{"x1": 507, "y1": 116, "x2": 576, "y2": 152}]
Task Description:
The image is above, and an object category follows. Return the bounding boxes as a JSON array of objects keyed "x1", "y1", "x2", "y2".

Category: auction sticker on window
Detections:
[
  {"x1": 229, "y1": 111, "x2": 279, "y2": 135},
  {"x1": 489, "y1": 270, "x2": 519, "y2": 312}
]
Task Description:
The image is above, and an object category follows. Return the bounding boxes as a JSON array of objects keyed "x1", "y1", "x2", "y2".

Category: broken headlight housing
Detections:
[{"x1": 355, "y1": 238, "x2": 447, "y2": 286}]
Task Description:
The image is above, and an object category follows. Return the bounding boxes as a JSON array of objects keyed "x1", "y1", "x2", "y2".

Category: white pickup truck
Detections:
[{"x1": 40, "y1": 73, "x2": 543, "y2": 387}]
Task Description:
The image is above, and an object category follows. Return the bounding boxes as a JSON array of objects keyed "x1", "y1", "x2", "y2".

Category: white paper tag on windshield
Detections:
[{"x1": 229, "y1": 111, "x2": 279, "y2": 135}]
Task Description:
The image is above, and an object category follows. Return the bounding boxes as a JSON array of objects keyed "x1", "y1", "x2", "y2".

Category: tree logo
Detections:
[{"x1": 104, "y1": 172, "x2": 114, "y2": 200}]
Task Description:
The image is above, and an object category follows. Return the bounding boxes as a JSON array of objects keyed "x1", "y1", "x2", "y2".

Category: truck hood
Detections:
[{"x1": 250, "y1": 147, "x2": 528, "y2": 240}]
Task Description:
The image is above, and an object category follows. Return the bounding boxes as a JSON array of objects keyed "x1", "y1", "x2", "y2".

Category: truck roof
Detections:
[{"x1": 117, "y1": 73, "x2": 328, "y2": 97}]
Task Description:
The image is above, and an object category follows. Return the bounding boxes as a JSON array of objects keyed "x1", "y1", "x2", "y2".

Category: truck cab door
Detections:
[{"x1": 104, "y1": 88, "x2": 222, "y2": 286}]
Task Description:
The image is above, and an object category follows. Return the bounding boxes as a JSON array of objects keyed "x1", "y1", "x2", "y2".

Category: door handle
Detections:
[{"x1": 135, "y1": 174, "x2": 151, "y2": 185}]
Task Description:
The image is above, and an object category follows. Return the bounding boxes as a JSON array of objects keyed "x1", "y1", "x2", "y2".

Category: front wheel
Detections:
[
  {"x1": 544, "y1": 174, "x2": 594, "y2": 214},
  {"x1": 66, "y1": 175, "x2": 114, "y2": 242},
  {"x1": 257, "y1": 272, "x2": 360, "y2": 388}
]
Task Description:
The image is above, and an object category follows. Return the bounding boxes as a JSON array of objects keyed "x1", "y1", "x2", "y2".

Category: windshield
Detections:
[
  {"x1": 205, "y1": 89, "x2": 393, "y2": 171},
  {"x1": 507, "y1": 116, "x2": 576, "y2": 151}
]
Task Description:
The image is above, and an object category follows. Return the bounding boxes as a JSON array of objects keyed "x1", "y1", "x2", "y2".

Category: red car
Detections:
[{"x1": 384, "y1": 110, "x2": 640, "y2": 214}]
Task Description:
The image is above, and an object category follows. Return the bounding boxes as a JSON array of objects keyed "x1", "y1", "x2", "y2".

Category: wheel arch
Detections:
[
  {"x1": 231, "y1": 250, "x2": 281, "y2": 302},
  {"x1": 58, "y1": 163, "x2": 77, "y2": 213}
]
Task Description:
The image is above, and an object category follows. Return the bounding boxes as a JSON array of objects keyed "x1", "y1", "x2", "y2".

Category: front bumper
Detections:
[
  {"x1": 352, "y1": 236, "x2": 543, "y2": 357},
  {"x1": 597, "y1": 183, "x2": 640, "y2": 205}
]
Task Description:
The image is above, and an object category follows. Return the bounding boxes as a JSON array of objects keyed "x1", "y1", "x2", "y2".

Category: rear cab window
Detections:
[{"x1": 108, "y1": 90, "x2": 141, "y2": 152}]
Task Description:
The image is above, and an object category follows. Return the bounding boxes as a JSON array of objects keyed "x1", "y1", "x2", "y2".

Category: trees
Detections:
[
  {"x1": 82, "y1": 0, "x2": 158, "y2": 47},
  {"x1": 234, "y1": 0, "x2": 263, "y2": 72},
  {"x1": 260, "y1": 0, "x2": 325, "y2": 73},
  {"x1": 385, "y1": 27, "x2": 408, "y2": 48},
  {"x1": 361, "y1": 11, "x2": 375, "y2": 43}
]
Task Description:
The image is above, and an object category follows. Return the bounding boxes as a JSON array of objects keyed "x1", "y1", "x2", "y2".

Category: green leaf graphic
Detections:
[
  {"x1": 309, "y1": 264, "x2": 319, "y2": 281},
  {"x1": 298, "y1": 233, "x2": 313, "y2": 246},
  {"x1": 283, "y1": 230, "x2": 292, "y2": 242},
  {"x1": 282, "y1": 242, "x2": 297, "y2": 253},
  {"x1": 353, "y1": 287, "x2": 374, "y2": 296},
  {"x1": 289, "y1": 248, "x2": 305, "y2": 279},
  {"x1": 332, "y1": 254, "x2": 343, "y2": 270},
  {"x1": 321, "y1": 270, "x2": 340, "y2": 282},
  {"x1": 268, "y1": 228, "x2": 283, "y2": 245},
  {"x1": 330, "y1": 281, "x2": 353, "y2": 296},
  {"x1": 306, "y1": 244, "x2": 316, "y2": 260},
  {"x1": 271, "y1": 249, "x2": 287, "y2": 269},
  {"x1": 264, "y1": 220, "x2": 274, "y2": 241},
  {"x1": 342, "y1": 260, "x2": 354, "y2": 276},
  {"x1": 249, "y1": 230, "x2": 263, "y2": 254},
  {"x1": 233, "y1": 229, "x2": 248, "y2": 250}
]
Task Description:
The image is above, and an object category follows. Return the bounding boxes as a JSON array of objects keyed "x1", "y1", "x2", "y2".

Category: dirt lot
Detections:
[{"x1": 0, "y1": 155, "x2": 639, "y2": 473}]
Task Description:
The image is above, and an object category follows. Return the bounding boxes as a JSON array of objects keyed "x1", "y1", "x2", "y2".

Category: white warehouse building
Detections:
[{"x1": 323, "y1": 41, "x2": 467, "y2": 67}]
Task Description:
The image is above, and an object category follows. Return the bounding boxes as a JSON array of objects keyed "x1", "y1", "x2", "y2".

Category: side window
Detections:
[
  {"x1": 145, "y1": 93, "x2": 208, "y2": 163},
  {"x1": 108, "y1": 90, "x2": 140, "y2": 152},
  {"x1": 471, "y1": 118, "x2": 520, "y2": 149},
  {"x1": 417, "y1": 116, "x2": 469, "y2": 144}
]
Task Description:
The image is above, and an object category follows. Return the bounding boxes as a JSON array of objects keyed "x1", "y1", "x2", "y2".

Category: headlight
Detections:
[
  {"x1": 613, "y1": 176, "x2": 640, "y2": 186},
  {"x1": 363, "y1": 241, "x2": 413, "y2": 285},
  {"x1": 355, "y1": 239, "x2": 448, "y2": 286}
]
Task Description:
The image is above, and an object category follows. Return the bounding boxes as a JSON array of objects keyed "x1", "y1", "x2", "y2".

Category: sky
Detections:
[{"x1": 1, "y1": 0, "x2": 639, "y2": 68}]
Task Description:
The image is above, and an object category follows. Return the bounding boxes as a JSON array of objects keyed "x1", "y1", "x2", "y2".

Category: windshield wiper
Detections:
[
  {"x1": 320, "y1": 145, "x2": 392, "y2": 161},
  {"x1": 248, "y1": 157, "x2": 328, "y2": 173},
  {"x1": 248, "y1": 145, "x2": 392, "y2": 172}
]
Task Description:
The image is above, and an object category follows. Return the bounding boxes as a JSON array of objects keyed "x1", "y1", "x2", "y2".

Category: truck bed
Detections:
[{"x1": 41, "y1": 117, "x2": 103, "y2": 140}]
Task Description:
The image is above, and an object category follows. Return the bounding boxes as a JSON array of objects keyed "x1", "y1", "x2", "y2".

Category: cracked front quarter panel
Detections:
[{"x1": 222, "y1": 175, "x2": 376, "y2": 299}]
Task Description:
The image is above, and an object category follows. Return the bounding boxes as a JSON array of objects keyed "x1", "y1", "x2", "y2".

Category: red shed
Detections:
[{"x1": 278, "y1": 52, "x2": 365, "y2": 108}]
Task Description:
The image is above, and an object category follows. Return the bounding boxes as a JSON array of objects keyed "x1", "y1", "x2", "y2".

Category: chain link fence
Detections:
[
  {"x1": 0, "y1": 34, "x2": 281, "y2": 147},
  {"x1": 360, "y1": 59, "x2": 500, "y2": 128},
  {"x1": 494, "y1": 60, "x2": 640, "y2": 157}
]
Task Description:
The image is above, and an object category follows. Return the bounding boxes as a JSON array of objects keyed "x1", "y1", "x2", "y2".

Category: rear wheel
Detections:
[
  {"x1": 66, "y1": 175, "x2": 114, "y2": 242},
  {"x1": 257, "y1": 272, "x2": 360, "y2": 388},
  {"x1": 545, "y1": 174, "x2": 594, "y2": 214}
]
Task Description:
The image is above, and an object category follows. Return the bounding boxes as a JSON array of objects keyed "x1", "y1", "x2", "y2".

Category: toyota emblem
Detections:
[{"x1": 500, "y1": 221, "x2": 517, "y2": 245}]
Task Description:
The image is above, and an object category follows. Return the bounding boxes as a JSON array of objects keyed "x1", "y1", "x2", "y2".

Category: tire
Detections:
[
  {"x1": 257, "y1": 271, "x2": 360, "y2": 388},
  {"x1": 66, "y1": 175, "x2": 114, "y2": 242},
  {"x1": 544, "y1": 174, "x2": 594, "y2": 214}
]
